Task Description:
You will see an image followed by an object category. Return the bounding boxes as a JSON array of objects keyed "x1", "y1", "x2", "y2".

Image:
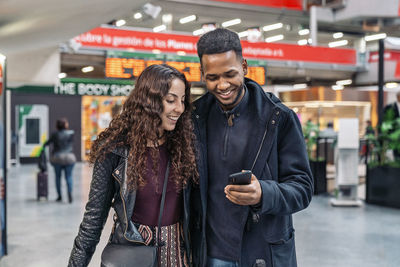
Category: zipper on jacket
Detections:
[
  {"x1": 223, "y1": 113, "x2": 234, "y2": 158},
  {"x1": 112, "y1": 172, "x2": 146, "y2": 245}
]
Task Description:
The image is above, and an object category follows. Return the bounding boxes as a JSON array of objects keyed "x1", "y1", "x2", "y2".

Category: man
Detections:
[{"x1": 190, "y1": 28, "x2": 313, "y2": 267}]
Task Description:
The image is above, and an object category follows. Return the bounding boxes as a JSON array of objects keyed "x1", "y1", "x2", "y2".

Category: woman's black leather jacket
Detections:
[{"x1": 67, "y1": 147, "x2": 191, "y2": 267}]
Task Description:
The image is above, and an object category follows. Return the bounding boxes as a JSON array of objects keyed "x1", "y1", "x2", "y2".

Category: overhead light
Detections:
[
  {"x1": 238, "y1": 31, "x2": 249, "y2": 38},
  {"x1": 191, "y1": 87, "x2": 206, "y2": 95},
  {"x1": 305, "y1": 103, "x2": 320, "y2": 108},
  {"x1": 221, "y1": 18, "x2": 241, "y2": 28},
  {"x1": 134, "y1": 12, "x2": 142, "y2": 19},
  {"x1": 365, "y1": 33, "x2": 387, "y2": 42},
  {"x1": 193, "y1": 28, "x2": 205, "y2": 36},
  {"x1": 262, "y1": 23, "x2": 283, "y2": 32},
  {"x1": 333, "y1": 32, "x2": 343, "y2": 39},
  {"x1": 293, "y1": 83, "x2": 308, "y2": 89},
  {"x1": 115, "y1": 19, "x2": 126, "y2": 27},
  {"x1": 177, "y1": 51, "x2": 186, "y2": 56},
  {"x1": 336, "y1": 79, "x2": 352, "y2": 85},
  {"x1": 332, "y1": 85, "x2": 344, "y2": 90},
  {"x1": 308, "y1": 38, "x2": 313, "y2": 44},
  {"x1": 385, "y1": 82, "x2": 398, "y2": 88},
  {"x1": 297, "y1": 39, "x2": 308, "y2": 46},
  {"x1": 58, "y1": 72, "x2": 67, "y2": 79},
  {"x1": 162, "y1": 14, "x2": 173, "y2": 24},
  {"x1": 293, "y1": 107, "x2": 299, "y2": 113},
  {"x1": 265, "y1": 34, "x2": 284, "y2": 43},
  {"x1": 298, "y1": 29, "x2": 309, "y2": 35},
  {"x1": 82, "y1": 66, "x2": 94, "y2": 73},
  {"x1": 322, "y1": 103, "x2": 335, "y2": 108},
  {"x1": 153, "y1": 25, "x2": 166, "y2": 32},
  {"x1": 0, "y1": 54, "x2": 5, "y2": 61},
  {"x1": 329, "y1": 40, "x2": 348, "y2": 47},
  {"x1": 179, "y1": 15, "x2": 196, "y2": 24}
]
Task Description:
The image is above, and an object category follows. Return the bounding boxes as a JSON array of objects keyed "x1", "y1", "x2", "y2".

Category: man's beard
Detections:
[{"x1": 217, "y1": 83, "x2": 244, "y2": 110}]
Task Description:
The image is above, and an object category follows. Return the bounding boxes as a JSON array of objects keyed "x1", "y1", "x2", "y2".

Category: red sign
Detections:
[
  {"x1": 75, "y1": 27, "x2": 357, "y2": 65},
  {"x1": 369, "y1": 50, "x2": 400, "y2": 62},
  {"x1": 74, "y1": 27, "x2": 198, "y2": 54},
  {"x1": 241, "y1": 40, "x2": 356, "y2": 65},
  {"x1": 369, "y1": 50, "x2": 400, "y2": 78},
  {"x1": 211, "y1": 0, "x2": 303, "y2": 10}
]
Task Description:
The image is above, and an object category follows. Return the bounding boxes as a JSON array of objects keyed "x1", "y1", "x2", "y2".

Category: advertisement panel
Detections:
[
  {"x1": 17, "y1": 105, "x2": 48, "y2": 157},
  {"x1": 0, "y1": 53, "x2": 6, "y2": 257},
  {"x1": 74, "y1": 27, "x2": 357, "y2": 65}
]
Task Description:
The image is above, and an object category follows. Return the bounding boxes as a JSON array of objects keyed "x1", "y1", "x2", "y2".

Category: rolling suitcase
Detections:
[{"x1": 37, "y1": 171, "x2": 48, "y2": 200}]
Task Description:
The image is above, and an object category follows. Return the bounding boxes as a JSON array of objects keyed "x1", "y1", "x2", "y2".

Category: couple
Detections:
[{"x1": 68, "y1": 29, "x2": 313, "y2": 267}]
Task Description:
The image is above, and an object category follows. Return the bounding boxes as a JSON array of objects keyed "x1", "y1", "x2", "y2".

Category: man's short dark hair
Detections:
[{"x1": 197, "y1": 28, "x2": 243, "y2": 63}]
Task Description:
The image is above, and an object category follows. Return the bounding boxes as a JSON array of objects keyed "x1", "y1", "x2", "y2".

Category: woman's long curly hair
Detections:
[{"x1": 89, "y1": 64, "x2": 198, "y2": 190}]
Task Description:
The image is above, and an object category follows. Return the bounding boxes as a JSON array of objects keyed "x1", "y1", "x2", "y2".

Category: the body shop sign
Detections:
[{"x1": 55, "y1": 78, "x2": 134, "y2": 96}]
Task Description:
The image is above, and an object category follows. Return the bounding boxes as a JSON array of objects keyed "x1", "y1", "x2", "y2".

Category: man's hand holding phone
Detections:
[{"x1": 224, "y1": 170, "x2": 262, "y2": 206}]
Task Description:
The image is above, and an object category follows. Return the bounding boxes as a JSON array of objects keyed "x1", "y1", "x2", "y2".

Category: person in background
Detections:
[
  {"x1": 190, "y1": 28, "x2": 313, "y2": 267},
  {"x1": 43, "y1": 118, "x2": 76, "y2": 203},
  {"x1": 68, "y1": 64, "x2": 197, "y2": 267},
  {"x1": 383, "y1": 91, "x2": 400, "y2": 121},
  {"x1": 319, "y1": 121, "x2": 337, "y2": 139},
  {"x1": 364, "y1": 120, "x2": 375, "y2": 136}
]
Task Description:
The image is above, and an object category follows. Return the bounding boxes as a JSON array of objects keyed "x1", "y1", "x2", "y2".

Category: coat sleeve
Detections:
[
  {"x1": 43, "y1": 133, "x2": 55, "y2": 147},
  {"x1": 68, "y1": 153, "x2": 118, "y2": 267},
  {"x1": 257, "y1": 110, "x2": 313, "y2": 216}
]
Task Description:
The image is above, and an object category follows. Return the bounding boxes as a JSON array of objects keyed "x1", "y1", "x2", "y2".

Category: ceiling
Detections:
[
  {"x1": 0, "y1": 0, "x2": 149, "y2": 55},
  {"x1": 1, "y1": 0, "x2": 399, "y2": 85}
]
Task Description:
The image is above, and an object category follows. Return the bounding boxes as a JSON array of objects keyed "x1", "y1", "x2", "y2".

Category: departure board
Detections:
[{"x1": 105, "y1": 52, "x2": 266, "y2": 85}]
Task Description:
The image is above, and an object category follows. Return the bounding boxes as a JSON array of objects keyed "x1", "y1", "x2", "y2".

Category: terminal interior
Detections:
[{"x1": 1, "y1": 0, "x2": 400, "y2": 266}]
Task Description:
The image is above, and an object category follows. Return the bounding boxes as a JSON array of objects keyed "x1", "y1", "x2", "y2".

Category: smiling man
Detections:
[{"x1": 190, "y1": 28, "x2": 313, "y2": 267}]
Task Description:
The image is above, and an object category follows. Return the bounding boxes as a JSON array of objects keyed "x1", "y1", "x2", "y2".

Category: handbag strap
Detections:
[{"x1": 156, "y1": 160, "x2": 170, "y2": 247}]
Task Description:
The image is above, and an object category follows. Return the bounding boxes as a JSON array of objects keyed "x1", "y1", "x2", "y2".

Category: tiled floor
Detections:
[{"x1": 1, "y1": 163, "x2": 399, "y2": 267}]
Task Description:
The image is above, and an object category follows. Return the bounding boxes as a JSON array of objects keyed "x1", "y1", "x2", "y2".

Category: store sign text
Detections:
[
  {"x1": 75, "y1": 27, "x2": 357, "y2": 65},
  {"x1": 54, "y1": 82, "x2": 133, "y2": 96}
]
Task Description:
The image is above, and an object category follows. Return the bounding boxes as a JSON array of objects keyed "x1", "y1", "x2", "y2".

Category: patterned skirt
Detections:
[{"x1": 134, "y1": 221, "x2": 190, "y2": 267}]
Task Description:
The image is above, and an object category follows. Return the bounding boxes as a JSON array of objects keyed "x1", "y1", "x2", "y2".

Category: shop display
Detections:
[{"x1": 82, "y1": 96, "x2": 125, "y2": 160}]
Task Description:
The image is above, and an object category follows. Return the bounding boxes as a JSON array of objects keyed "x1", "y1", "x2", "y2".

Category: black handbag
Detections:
[{"x1": 101, "y1": 161, "x2": 170, "y2": 267}]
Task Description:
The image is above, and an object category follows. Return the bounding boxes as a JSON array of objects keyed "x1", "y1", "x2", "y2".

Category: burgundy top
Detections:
[{"x1": 131, "y1": 143, "x2": 182, "y2": 226}]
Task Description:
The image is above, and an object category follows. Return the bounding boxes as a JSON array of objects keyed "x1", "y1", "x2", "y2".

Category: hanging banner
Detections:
[
  {"x1": 0, "y1": 53, "x2": 6, "y2": 258},
  {"x1": 74, "y1": 27, "x2": 357, "y2": 65},
  {"x1": 369, "y1": 50, "x2": 400, "y2": 78},
  {"x1": 211, "y1": 0, "x2": 303, "y2": 10}
]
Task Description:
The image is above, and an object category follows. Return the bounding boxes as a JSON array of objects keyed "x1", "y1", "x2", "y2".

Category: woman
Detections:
[
  {"x1": 43, "y1": 117, "x2": 76, "y2": 203},
  {"x1": 68, "y1": 64, "x2": 197, "y2": 267}
]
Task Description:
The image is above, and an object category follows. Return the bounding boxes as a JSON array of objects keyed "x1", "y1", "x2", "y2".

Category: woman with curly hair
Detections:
[{"x1": 68, "y1": 64, "x2": 198, "y2": 267}]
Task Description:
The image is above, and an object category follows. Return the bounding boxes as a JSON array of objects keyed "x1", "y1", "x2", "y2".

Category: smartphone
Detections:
[{"x1": 228, "y1": 170, "x2": 252, "y2": 185}]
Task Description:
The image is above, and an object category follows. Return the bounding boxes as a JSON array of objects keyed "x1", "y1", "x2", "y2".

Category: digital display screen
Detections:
[
  {"x1": 25, "y1": 118, "x2": 40, "y2": 144},
  {"x1": 105, "y1": 56, "x2": 266, "y2": 85}
]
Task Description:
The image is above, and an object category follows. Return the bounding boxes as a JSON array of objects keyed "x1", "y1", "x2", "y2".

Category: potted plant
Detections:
[
  {"x1": 365, "y1": 113, "x2": 400, "y2": 209},
  {"x1": 303, "y1": 120, "x2": 327, "y2": 195}
]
